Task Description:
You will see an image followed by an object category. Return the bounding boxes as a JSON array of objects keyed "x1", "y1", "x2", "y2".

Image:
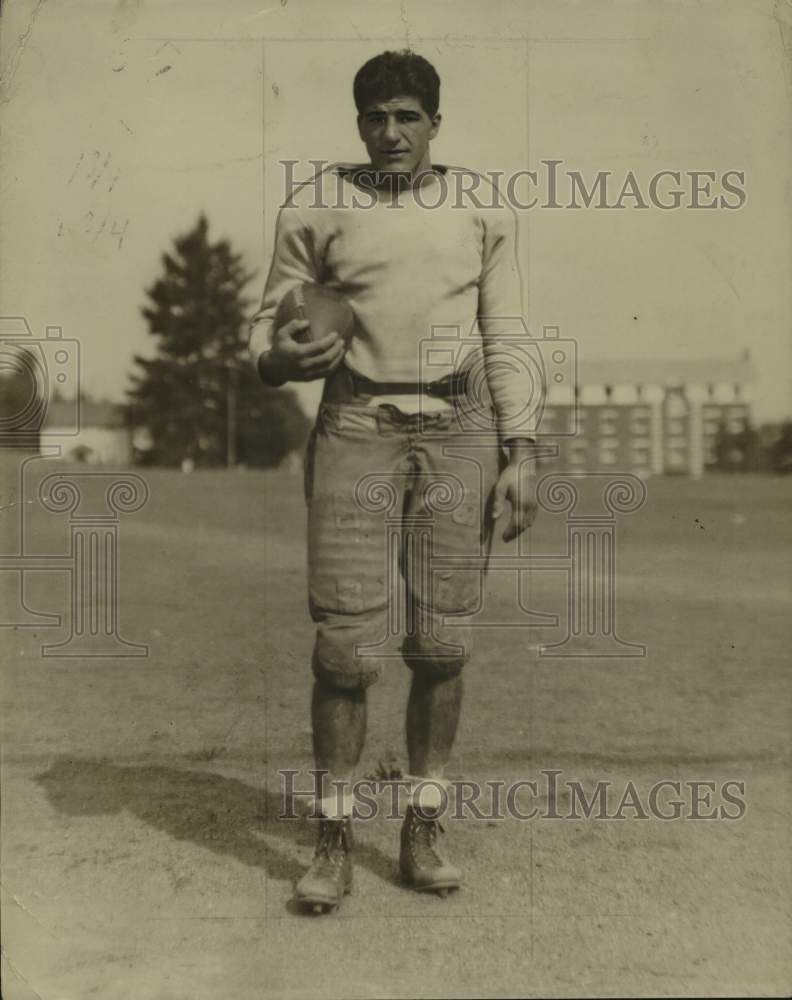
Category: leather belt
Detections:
[{"x1": 344, "y1": 365, "x2": 469, "y2": 400}]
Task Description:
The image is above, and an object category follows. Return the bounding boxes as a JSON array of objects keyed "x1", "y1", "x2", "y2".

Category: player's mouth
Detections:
[{"x1": 381, "y1": 150, "x2": 410, "y2": 158}]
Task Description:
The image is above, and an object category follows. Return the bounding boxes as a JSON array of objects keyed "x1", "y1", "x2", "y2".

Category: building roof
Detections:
[{"x1": 578, "y1": 356, "x2": 753, "y2": 387}]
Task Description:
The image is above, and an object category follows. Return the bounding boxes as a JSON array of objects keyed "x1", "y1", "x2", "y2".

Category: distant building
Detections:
[
  {"x1": 538, "y1": 354, "x2": 753, "y2": 477},
  {"x1": 41, "y1": 398, "x2": 132, "y2": 465}
]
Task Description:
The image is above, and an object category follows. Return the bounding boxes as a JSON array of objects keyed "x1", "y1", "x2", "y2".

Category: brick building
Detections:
[{"x1": 538, "y1": 354, "x2": 753, "y2": 477}]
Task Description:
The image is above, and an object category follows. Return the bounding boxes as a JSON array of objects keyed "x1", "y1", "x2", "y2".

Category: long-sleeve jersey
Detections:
[{"x1": 249, "y1": 163, "x2": 537, "y2": 438}]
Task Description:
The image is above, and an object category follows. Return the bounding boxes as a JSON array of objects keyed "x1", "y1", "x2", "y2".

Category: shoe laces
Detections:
[
  {"x1": 312, "y1": 820, "x2": 349, "y2": 876},
  {"x1": 409, "y1": 810, "x2": 446, "y2": 866}
]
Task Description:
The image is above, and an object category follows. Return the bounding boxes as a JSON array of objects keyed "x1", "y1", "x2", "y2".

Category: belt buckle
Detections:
[{"x1": 426, "y1": 373, "x2": 465, "y2": 400}]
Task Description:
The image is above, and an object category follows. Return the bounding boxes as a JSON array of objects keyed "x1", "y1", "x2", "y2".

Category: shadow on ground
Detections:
[{"x1": 35, "y1": 757, "x2": 396, "y2": 891}]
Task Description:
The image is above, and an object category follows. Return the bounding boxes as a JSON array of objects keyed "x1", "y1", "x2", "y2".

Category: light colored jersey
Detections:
[{"x1": 249, "y1": 163, "x2": 535, "y2": 436}]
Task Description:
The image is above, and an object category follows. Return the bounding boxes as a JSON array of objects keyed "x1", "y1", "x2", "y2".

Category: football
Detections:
[{"x1": 274, "y1": 283, "x2": 356, "y2": 346}]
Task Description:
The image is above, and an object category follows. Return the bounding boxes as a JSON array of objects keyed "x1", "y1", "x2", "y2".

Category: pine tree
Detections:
[{"x1": 124, "y1": 214, "x2": 310, "y2": 468}]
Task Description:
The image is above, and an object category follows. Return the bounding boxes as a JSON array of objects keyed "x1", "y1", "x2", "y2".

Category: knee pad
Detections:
[
  {"x1": 312, "y1": 616, "x2": 385, "y2": 691},
  {"x1": 401, "y1": 619, "x2": 472, "y2": 680}
]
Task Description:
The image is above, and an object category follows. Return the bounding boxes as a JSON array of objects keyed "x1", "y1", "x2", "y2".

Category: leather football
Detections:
[{"x1": 274, "y1": 283, "x2": 356, "y2": 346}]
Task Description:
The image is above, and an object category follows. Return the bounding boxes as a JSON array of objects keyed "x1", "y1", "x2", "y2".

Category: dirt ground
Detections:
[{"x1": 1, "y1": 454, "x2": 790, "y2": 999}]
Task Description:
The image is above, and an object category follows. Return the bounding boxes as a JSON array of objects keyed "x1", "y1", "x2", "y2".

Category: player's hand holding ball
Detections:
[
  {"x1": 258, "y1": 284, "x2": 356, "y2": 386},
  {"x1": 263, "y1": 320, "x2": 345, "y2": 385}
]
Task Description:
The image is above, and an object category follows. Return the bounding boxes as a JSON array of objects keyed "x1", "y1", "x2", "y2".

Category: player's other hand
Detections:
[
  {"x1": 258, "y1": 319, "x2": 346, "y2": 385},
  {"x1": 491, "y1": 458, "x2": 539, "y2": 542}
]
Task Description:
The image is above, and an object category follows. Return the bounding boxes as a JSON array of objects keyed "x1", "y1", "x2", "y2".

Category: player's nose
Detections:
[{"x1": 383, "y1": 119, "x2": 401, "y2": 143}]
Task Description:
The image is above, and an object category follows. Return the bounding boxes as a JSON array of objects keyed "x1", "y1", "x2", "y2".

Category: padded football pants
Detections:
[{"x1": 304, "y1": 399, "x2": 503, "y2": 690}]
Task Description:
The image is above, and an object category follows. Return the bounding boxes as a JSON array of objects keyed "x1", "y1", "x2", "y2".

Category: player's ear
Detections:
[
  {"x1": 429, "y1": 113, "x2": 441, "y2": 140},
  {"x1": 356, "y1": 114, "x2": 366, "y2": 142}
]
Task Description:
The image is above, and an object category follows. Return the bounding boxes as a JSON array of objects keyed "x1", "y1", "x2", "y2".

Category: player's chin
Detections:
[{"x1": 373, "y1": 157, "x2": 415, "y2": 174}]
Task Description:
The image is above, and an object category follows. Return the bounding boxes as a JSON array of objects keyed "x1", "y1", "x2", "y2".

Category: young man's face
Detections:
[{"x1": 357, "y1": 96, "x2": 441, "y2": 175}]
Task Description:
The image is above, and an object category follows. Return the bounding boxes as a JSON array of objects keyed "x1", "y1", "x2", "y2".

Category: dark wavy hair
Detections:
[{"x1": 353, "y1": 50, "x2": 441, "y2": 118}]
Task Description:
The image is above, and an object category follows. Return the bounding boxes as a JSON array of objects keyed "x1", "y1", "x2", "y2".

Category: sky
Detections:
[{"x1": 1, "y1": 0, "x2": 790, "y2": 421}]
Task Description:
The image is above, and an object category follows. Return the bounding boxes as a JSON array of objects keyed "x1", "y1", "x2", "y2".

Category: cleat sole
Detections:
[
  {"x1": 401, "y1": 875, "x2": 461, "y2": 895},
  {"x1": 295, "y1": 880, "x2": 352, "y2": 913},
  {"x1": 298, "y1": 899, "x2": 339, "y2": 914}
]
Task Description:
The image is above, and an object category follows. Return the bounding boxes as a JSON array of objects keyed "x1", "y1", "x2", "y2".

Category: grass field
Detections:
[{"x1": 1, "y1": 456, "x2": 790, "y2": 999}]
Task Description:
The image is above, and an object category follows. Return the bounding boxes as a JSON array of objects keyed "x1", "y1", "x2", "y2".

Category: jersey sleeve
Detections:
[
  {"x1": 478, "y1": 205, "x2": 538, "y2": 441},
  {"x1": 248, "y1": 206, "x2": 321, "y2": 366}
]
